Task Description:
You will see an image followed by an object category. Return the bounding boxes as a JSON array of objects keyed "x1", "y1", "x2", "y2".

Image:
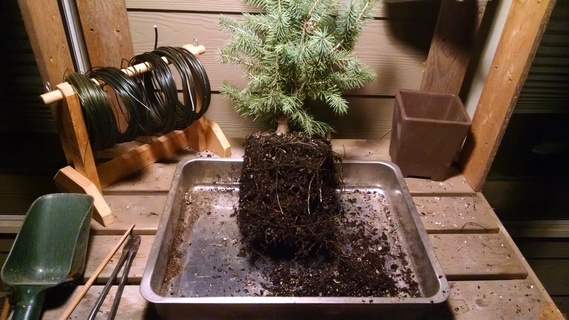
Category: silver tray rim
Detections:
[{"x1": 140, "y1": 157, "x2": 450, "y2": 305}]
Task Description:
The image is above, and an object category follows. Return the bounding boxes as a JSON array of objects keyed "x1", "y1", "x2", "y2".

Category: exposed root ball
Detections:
[{"x1": 237, "y1": 131, "x2": 341, "y2": 258}]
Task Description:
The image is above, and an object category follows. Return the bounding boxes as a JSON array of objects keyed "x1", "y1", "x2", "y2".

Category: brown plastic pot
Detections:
[{"x1": 389, "y1": 89, "x2": 472, "y2": 181}]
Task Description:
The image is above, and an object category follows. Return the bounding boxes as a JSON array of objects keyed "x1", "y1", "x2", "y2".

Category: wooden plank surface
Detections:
[
  {"x1": 0, "y1": 141, "x2": 563, "y2": 319},
  {"x1": 0, "y1": 194, "x2": 504, "y2": 241},
  {"x1": 98, "y1": 194, "x2": 492, "y2": 235},
  {"x1": 34, "y1": 194, "x2": 563, "y2": 319},
  {"x1": 439, "y1": 279, "x2": 563, "y2": 319},
  {"x1": 429, "y1": 233, "x2": 528, "y2": 280},
  {"x1": 0, "y1": 216, "x2": 24, "y2": 235},
  {"x1": 414, "y1": 195, "x2": 500, "y2": 234},
  {"x1": 90, "y1": 194, "x2": 166, "y2": 235},
  {"x1": 39, "y1": 279, "x2": 564, "y2": 320},
  {"x1": 83, "y1": 235, "x2": 153, "y2": 284},
  {"x1": 460, "y1": 0, "x2": 557, "y2": 190},
  {"x1": 41, "y1": 286, "x2": 154, "y2": 320}
]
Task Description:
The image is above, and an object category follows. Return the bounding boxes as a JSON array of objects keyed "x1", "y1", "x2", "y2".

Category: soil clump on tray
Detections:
[{"x1": 237, "y1": 131, "x2": 420, "y2": 297}]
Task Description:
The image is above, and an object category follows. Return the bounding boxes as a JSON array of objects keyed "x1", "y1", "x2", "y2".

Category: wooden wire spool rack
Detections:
[{"x1": 40, "y1": 44, "x2": 231, "y2": 227}]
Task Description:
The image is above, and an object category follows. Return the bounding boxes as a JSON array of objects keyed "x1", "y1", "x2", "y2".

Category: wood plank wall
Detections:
[{"x1": 124, "y1": 0, "x2": 440, "y2": 139}]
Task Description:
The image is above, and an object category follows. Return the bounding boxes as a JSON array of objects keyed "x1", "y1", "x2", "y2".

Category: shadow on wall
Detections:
[
  {"x1": 385, "y1": 0, "x2": 501, "y2": 103},
  {"x1": 384, "y1": 0, "x2": 441, "y2": 55}
]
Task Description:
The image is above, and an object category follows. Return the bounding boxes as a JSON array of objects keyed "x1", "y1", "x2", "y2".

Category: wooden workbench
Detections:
[{"x1": 24, "y1": 139, "x2": 564, "y2": 319}]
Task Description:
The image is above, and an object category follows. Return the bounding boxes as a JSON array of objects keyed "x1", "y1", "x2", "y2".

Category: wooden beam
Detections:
[
  {"x1": 459, "y1": 0, "x2": 556, "y2": 191},
  {"x1": 421, "y1": 0, "x2": 489, "y2": 94},
  {"x1": 96, "y1": 117, "x2": 232, "y2": 188},
  {"x1": 18, "y1": 0, "x2": 75, "y2": 164},
  {"x1": 17, "y1": 0, "x2": 74, "y2": 88},
  {"x1": 54, "y1": 166, "x2": 114, "y2": 227},
  {"x1": 96, "y1": 129, "x2": 191, "y2": 188},
  {"x1": 191, "y1": 117, "x2": 232, "y2": 158},
  {"x1": 75, "y1": 0, "x2": 134, "y2": 68},
  {"x1": 57, "y1": 83, "x2": 102, "y2": 191}
]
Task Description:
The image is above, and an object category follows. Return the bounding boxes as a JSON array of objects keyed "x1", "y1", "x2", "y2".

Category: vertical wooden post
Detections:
[
  {"x1": 18, "y1": 0, "x2": 75, "y2": 164},
  {"x1": 421, "y1": 0, "x2": 488, "y2": 94},
  {"x1": 459, "y1": 0, "x2": 556, "y2": 191},
  {"x1": 17, "y1": 0, "x2": 74, "y2": 89},
  {"x1": 202, "y1": 118, "x2": 232, "y2": 158},
  {"x1": 57, "y1": 83, "x2": 102, "y2": 192},
  {"x1": 75, "y1": 0, "x2": 134, "y2": 68}
]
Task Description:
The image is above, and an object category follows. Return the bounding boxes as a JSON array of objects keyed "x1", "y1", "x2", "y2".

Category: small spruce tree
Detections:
[{"x1": 219, "y1": 0, "x2": 377, "y2": 136}]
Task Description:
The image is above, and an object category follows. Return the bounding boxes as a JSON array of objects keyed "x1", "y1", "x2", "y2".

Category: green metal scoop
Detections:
[{"x1": 1, "y1": 193, "x2": 94, "y2": 320}]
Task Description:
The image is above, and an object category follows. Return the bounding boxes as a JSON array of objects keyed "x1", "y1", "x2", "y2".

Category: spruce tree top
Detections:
[{"x1": 219, "y1": 0, "x2": 378, "y2": 136}]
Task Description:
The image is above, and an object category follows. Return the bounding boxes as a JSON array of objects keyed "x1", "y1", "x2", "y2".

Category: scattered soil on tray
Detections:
[{"x1": 236, "y1": 131, "x2": 421, "y2": 298}]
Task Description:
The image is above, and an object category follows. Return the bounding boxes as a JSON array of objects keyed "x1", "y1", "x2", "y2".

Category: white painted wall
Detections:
[{"x1": 463, "y1": 0, "x2": 512, "y2": 118}]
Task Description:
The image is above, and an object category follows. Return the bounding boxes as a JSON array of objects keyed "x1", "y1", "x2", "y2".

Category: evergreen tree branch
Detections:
[{"x1": 218, "y1": 0, "x2": 378, "y2": 136}]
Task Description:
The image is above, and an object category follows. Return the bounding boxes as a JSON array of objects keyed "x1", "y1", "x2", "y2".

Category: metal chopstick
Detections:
[
  {"x1": 107, "y1": 235, "x2": 140, "y2": 320},
  {"x1": 87, "y1": 234, "x2": 140, "y2": 320}
]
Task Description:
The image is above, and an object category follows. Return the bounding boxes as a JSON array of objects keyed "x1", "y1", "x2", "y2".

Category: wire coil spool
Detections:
[
  {"x1": 153, "y1": 46, "x2": 211, "y2": 127},
  {"x1": 129, "y1": 51, "x2": 178, "y2": 135},
  {"x1": 66, "y1": 46, "x2": 211, "y2": 151},
  {"x1": 66, "y1": 72, "x2": 121, "y2": 151},
  {"x1": 88, "y1": 66, "x2": 145, "y2": 142}
]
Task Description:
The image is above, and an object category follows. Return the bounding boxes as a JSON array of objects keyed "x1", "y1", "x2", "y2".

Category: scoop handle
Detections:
[{"x1": 11, "y1": 287, "x2": 47, "y2": 320}]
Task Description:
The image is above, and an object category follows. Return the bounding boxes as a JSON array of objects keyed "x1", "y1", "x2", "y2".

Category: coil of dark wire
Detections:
[{"x1": 65, "y1": 46, "x2": 211, "y2": 151}]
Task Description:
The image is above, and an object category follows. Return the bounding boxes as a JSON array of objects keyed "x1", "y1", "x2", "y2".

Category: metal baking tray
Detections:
[{"x1": 141, "y1": 158, "x2": 450, "y2": 319}]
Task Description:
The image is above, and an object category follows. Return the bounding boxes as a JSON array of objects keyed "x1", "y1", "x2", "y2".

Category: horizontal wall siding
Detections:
[
  {"x1": 204, "y1": 95, "x2": 395, "y2": 139},
  {"x1": 126, "y1": 0, "x2": 438, "y2": 138},
  {"x1": 125, "y1": 0, "x2": 436, "y2": 18},
  {"x1": 515, "y1": 2, "x2": 569, "y2": 113},
  {"x1": 0, "y1": 1, "x2": 54, "y2": 133},
  {"x1": 128, "y1": 13, "x2": 428, "y2": 96}
]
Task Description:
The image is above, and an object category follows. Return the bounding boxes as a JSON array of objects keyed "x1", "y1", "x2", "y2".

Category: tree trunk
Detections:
[{"x1": 276, "y1": 115, "x2": 289, "y2": 135}]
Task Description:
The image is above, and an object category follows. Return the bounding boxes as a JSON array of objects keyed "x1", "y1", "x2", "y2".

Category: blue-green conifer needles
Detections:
[{"x1": 219, "y1": 0, "x2": 378, "y2": 136}]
